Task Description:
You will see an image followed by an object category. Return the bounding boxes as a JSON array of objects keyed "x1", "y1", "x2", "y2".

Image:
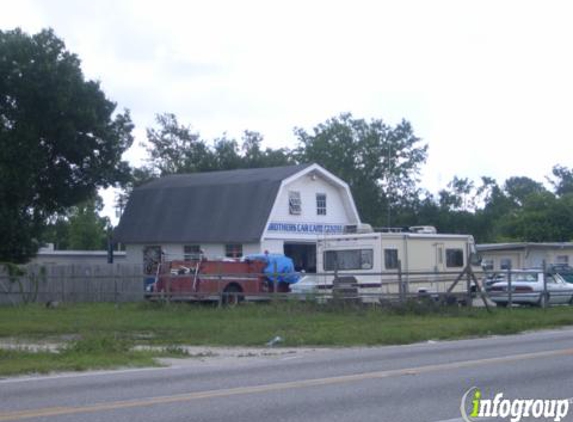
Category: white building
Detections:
[
  {"x1": 477, "y1": 242, "x2": 573, "y2": 270},
  {"x1": 114, "y1": 163, "x2": 361, "y2": 275},
  {"x1": 30, "y1": 244, "x2": 126, "y2": 267}
]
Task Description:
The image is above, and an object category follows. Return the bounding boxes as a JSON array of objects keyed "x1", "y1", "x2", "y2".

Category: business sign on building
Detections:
[{"x1": 267, "y1": 221, "x2": 345, "y2": 235}]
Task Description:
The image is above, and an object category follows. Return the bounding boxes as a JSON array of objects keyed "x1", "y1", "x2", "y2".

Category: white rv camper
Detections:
[{"x1": 297, "y1": 225, "x2": 478, "y2": 301}]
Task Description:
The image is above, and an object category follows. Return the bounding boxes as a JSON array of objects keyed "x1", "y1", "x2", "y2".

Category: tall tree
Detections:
[
  {"x1": 294, "y1": 113, "x2": 428, "y2": 226},
  {"x1": 143, "y1": 113, "x2": 294, "y2": 176},
  {"x1": 549, "y1": 165, "x2": 573, "y2": 197},
  {"x1": 0, "y1": 28, "x2": 133, "y2": 262},
  {"x1": 144, "y1": 113, "x2": 213, "y2": 175},
  {"x1": 241, "y1": 130, "x2": 292, "y2": 168},
  {"x1": 43, "y1": 196, "x2": 111, "y2": 250},
  {"x1": 503, "y1": 176, "x2": 548, "y2": 207}
]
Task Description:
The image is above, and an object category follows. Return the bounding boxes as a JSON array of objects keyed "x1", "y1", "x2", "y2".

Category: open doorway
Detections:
[{"x1": 284, "y1": 243, "x2": 316, "y2": 273}]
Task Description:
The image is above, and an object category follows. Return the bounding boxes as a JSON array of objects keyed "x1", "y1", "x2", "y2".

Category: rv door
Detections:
[{"x1": 435, "y1": 243, "x2": 445, "y2": 272}]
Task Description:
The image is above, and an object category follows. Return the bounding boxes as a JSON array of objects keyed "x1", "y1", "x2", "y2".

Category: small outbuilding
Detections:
[
  {"x1": 30, "y1": 244, "x2": 126, "y2": 267},
  {"x1": 114, "y1": 163, "x2": 361, "y2": 275},
  {"x1": 477, "y1": 242, "x2": 573, "y2": 270}
]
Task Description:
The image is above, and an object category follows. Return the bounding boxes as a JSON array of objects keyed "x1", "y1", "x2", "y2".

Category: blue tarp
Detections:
[{"x1": 244, "y1": 253, "x2": 300, "y2": 284}]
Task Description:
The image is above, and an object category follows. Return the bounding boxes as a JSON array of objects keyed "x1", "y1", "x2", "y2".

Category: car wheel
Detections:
[
  {"x1": 496, "y1": 302, "x2": 508, "y2": 308},
  {"x1": 537, "y1": 293, "x2": 549, "y2": 308}
]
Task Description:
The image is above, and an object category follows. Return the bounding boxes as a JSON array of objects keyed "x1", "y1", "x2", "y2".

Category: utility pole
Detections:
[{"x1": 387, "y1": 142, "x2": 392, "y2": 227}]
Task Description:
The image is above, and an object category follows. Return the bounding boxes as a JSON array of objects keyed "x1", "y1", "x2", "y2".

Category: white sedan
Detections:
[{"x1": 488, "y1": 270, "x2": 573, "y2": 307}]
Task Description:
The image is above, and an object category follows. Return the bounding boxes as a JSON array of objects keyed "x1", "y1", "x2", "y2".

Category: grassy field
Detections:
[{"x1": 1, "y1": 301, "x2": 573, "y2": 376}]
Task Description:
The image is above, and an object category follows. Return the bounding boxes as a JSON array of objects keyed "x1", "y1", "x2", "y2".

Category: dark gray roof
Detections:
[{"x1": 114, "y1": 164, "x2": 312, "y2": 244}]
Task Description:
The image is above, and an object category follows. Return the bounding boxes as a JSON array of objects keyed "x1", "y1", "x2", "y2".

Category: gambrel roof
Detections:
[{"x1": 114, "y1": 164, "x2": 313, "y2": 244}]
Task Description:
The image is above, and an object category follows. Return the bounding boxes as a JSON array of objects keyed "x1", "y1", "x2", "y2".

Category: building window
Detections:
[
  {"x1": 384, "y1": 249, "x2": 399, "y2": 270},
  {"x1": 184, "y1": 244, "x2": 201, "y2": 260},
  {"x1": 289, "y1": 191, "x2": 301, "y2": 215},
  {"x1": 324, "y1": 249, "x2": 373, "y2": 271},
  {"x1": 143, "y1": 245, "x2": 162, "y2": 275},
  {"x1": 446, "y1": 248, "x2": 464, "y2": 268},
  {"x1": 481, "y1": 259, "x2": 494, "y2": 271},
  {"x1": 225, "y1": 244, "x2": 243, "y2": 258},
  {"x1": 500, "y1": 258, "x2": 512, "y2": 270},
  {"x1": 556, "y1": 255, "x2": 569, "y2": 265},
  {"x1": 316, "y1": 193, "x2": 327, "y2": 215}
]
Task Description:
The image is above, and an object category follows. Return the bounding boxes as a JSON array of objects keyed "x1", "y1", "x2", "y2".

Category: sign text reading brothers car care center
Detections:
[{"x1": 267, "y1": 222, "x2": 345, "y2": 235}]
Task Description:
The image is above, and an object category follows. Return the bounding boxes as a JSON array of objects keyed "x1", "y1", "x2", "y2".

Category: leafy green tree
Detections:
[
  {"x1": 144, "y1": 113, "x2": 213, "y2": 175},
  {"x1": 294, "y1": 113, "x2": 428, "y2": 226},
  {"x1": 142, "y1": 113, "x2": 293, "y2": 177},
  {"x1": 67, "y1": 197, "x2": 111, "y2": 250},
  {"x1": 42, "y1": 217, "x2": 71, "y2": 250},
  {"x1": 241, "y1": 130, "x2": 292, "y2": 168},
  {"x1": 43, "y1": 196, "x2": 110, "y2": 250},
  {"x1": 497, "y1": 191, "x2": 553, "y2": 242},
  {"x1": 549, "y1": 165, "x2": 573, "y2": 197},
  {"x1": 212, "y1": 136, "x2": 242, "y2": 170},
  {"x1": 438, "y1": 177, "x2": 476, "y2": 211},
  {"x1": 0, "y1": 28, "x2": 133, "y2": 262},
  {"x1": 503, "y1": 176, "x2": 548, "y2": 207}
]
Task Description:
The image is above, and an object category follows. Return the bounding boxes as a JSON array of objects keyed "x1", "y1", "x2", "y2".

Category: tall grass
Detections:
[{"x1": 0, "y1": 301, "x2": 572, "y2": 347}]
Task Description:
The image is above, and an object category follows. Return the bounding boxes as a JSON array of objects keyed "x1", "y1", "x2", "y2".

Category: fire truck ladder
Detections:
[{"x1": 192, "y1": 261, "x2": 201, "y2": 291}]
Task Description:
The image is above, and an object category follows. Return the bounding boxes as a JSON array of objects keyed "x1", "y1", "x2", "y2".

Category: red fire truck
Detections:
[{"x1": 146, "y1": 254, "x2": 298, "y2": 304}]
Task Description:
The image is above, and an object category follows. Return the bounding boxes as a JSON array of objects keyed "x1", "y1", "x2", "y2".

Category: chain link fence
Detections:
[{"x1": 3, "y1": 262, "x2": 570, "y2": 310}]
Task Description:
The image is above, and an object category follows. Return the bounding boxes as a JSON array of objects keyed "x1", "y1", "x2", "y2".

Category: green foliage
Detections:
[
  {"x1": 293, "y1": 113, "x2": 428, "y2": 225},
  {"x1": 408, "y1": 166, "x2": 573, "y2": 243},
  {"x1": 142, "y1": 113, "x2": 293, "y2": 178},
  {"x1": 0, "y1": 263, "x2": 46, "y2": 305},
  {"x1": 0, "y1": 28, "x2": 133, "y2": 262},
  {"x1": 0, "y1": 335, "x2": 160, "y2": 376},
  {"x1": 549, "y1": 165, "x2": 573, "y2": 197},
  {"x1": 42, "y1": 195, "x2": 111, "y2": 250},
  {"x1": 64, "y1": 335, "x2": 133, "y2": 354},
  {"x1": 134, "y1": 110, "x2": 573, "y2": 243},
  {"x1": 2, "y1": 303, "x2": 573, "y2": 352}
]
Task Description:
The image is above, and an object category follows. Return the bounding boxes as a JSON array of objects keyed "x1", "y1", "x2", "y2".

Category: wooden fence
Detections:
[{"x1": 0, "y1": 264, "x2": 145, "y2": 306}]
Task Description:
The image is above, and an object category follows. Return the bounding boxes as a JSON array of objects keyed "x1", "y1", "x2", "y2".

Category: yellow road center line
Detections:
[{"x1": 1, "y1": 347, "x2": 572, "y2": 421}]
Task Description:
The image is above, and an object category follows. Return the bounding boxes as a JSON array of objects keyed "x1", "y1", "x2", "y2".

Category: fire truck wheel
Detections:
[{"x1": 223, "y1": 284, "x2": 244, "y2": 306}]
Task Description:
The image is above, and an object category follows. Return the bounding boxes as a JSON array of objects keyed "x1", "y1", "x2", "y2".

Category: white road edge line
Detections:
[{"x1": 0, "y1": 366, "x2": 169, "y2": 384}]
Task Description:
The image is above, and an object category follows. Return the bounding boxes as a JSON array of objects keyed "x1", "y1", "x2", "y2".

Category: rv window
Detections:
[
  {"x1": 446, "y1": 249, "x2": 464, "y2": 268},
  {"x1": 384, "y1": 249, "x2": 399, "y2": 270},
  {"x1": 324, "y1": 249, "x2": 373, "y2": 271}
]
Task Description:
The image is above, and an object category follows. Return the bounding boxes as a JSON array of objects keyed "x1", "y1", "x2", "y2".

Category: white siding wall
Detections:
[
  {"x1": 480, "y1": 248, "x2": 573, "y2": 270},
  {"x1": 125, "y1": 244, "x2": 141, "y2": 265},
  {"x1": 261, "y1": 239, "x2": 285, "y2": 254},
  {"x1": 123, "y1": 166, "x2": 360, "y2": 261},
  {"x1": 264, "y1": 174, "x2": 357, "y2": 242},
  {"x1": 125, "y1": 242, "x2": 262, "y2": 266}
]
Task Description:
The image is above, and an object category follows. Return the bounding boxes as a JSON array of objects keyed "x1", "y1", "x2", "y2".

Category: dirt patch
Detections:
[{"x1": 138, "y1": 345, "x2": 327, "y2": 367}]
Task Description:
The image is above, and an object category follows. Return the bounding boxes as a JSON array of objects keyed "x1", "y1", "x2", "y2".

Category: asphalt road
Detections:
[{"x1": 2, "y1": 328, "x2": 573, "y2": 422}]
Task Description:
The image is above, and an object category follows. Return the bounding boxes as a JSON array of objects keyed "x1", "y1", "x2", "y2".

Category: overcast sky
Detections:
[{"x1": 2, "y1": 0, "x2": 572, "y2": 223}]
